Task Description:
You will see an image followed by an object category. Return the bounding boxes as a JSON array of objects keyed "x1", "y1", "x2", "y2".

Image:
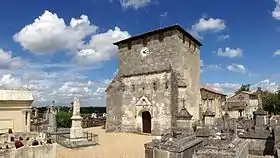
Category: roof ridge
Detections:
[{"x1": 114, "y1": 24, "x2": 202, "y2": 46}]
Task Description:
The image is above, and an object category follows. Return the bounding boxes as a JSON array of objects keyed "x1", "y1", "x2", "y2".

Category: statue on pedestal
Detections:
[
  {"x1": 70, "y1": 96, "x2": 83, "y2": 139},
  {"x1": 73, "y1": 97, "x2": 81, "y2": 116}
]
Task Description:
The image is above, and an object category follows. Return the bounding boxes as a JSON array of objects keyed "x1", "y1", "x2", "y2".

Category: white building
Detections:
[{"x1": 0, "y1": 89, "x2": 34, "y2": 133}]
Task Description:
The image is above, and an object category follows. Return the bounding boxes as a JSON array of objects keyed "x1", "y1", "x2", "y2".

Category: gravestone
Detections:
[
  {"x1": 254, "y1": 87, "x2": 268, "y2": 129},
  {"x1": 174, "y1": 98, "x2": 193, "y2": 134},
  {"x1": 47, "y1": 101, "x2": 57, "y2": 133},
  {"x1": 203, "y1": 99, "x2": 215, "y2": 127}
]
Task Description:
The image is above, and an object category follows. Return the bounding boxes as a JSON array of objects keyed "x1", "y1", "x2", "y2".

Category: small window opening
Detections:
[
  {"x1": 165, "y1": 81, "x2": 169, "y2": 89},
  {"x1": 25, "y1": 112, "x2": 28, "y2": 125},
  {"x1": 153, "y1": 82, "x2": 157, "y2": 90},
  {"x1": 132, "y1": 84, "x2": 135, "y2": 92},
  {"x1": 122, "y1": 85, "x2": 125, "y2": 92}
]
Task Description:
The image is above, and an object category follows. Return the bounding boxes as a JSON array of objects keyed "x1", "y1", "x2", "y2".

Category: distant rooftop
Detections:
[
  {"x1": 240, "y1": 91, "x2": 256, "y2": 95},
  {"x1": 0, "y1": 89, "x2": 33, "y2": 101},
  {"x1": 113, "y1": 24, "x2": 202, "y2": 46},
  {"x1": 200, "y1": 86, "x2": 227, "y2": 96}
]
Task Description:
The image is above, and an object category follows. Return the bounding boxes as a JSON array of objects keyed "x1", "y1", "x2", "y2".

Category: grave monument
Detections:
[
  {"x1": 47, "y1": 101, "x2": 57, "y2": 133},
  {"x1": 70, "y1": 97, "x2": 83, "y2": 139}
]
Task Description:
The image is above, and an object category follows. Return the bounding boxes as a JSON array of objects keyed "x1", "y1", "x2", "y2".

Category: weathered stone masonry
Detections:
[{"x1": 106, "y1": 25, "x2": 202, "y2": 135}]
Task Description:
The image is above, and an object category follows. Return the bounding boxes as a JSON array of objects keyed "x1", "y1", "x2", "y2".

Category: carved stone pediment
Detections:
[{"x1": 136, "y1": 96, "x2": 152, "y2": 106}]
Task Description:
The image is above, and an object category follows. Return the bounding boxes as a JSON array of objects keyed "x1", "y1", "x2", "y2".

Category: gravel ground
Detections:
[{"x1": 56, "y1": 127, "x2": 155, "y2": 158}]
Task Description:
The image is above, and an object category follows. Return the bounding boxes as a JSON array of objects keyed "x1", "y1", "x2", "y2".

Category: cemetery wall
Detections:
[{"x1": 0, "y1": 143, "x2": 56, "y2": 158}]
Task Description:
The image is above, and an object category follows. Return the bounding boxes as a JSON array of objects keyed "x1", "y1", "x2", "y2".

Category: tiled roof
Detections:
[
  {"x1": 114, "y1": 24, "x2": 202, "y2": 46},
  {"x1": 200, "y1": 86, "x2": 227, "y2": 96}
]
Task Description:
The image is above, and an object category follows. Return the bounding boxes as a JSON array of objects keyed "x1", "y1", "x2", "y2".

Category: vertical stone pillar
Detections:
[
  {"x1": 254, "y1": 87, "x2": 268, "y2": 129},
  {"x1": 27, "y1": 110, "x2": 31, "y2": 132},
  {"x1": 199, "y1": 104, "x2": 203, "y2": 120},
  {"x1": 21, "y1": 110, "x2": 26, "y2": 132},
  {"x1": 223, "y1": 103, "x2": 230, "y2": 131}
]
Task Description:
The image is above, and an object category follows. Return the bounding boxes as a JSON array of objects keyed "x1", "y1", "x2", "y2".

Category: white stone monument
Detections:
[{"x1": 70, "y1": 97, "x2": 83, "y2": 139}]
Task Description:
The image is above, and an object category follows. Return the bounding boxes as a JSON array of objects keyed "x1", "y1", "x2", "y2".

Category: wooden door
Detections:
[{"x1": 142, "y1": 111, "x2": 151, "y2": 133}]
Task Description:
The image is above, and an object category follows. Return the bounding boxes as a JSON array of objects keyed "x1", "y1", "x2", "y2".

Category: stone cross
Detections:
[
  {"x1": 225, "y1": 102, "x2": 229, "y2": 115},
  {"x1": 73, "y1": 97, "x2": 81, "y2": 116},
  {"x1": 256, "y1": 87, "x2": 263, "y2": 108}
]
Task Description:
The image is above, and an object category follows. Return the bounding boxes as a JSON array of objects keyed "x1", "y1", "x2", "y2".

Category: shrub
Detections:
[{"x1": 56, "y1": 110, "x2": 72, "y2": 128}]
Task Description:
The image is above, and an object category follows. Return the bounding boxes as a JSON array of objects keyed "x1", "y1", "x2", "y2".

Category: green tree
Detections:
[
  {"x1": 235, "y1": 84, "x2": 250, "y2": 94},
  {"x1": 263, "y1": 90, "x2": 280, "y2": 114},
  {"x1": 56, "y1": 110, "x2": 72, "y2": 128}
]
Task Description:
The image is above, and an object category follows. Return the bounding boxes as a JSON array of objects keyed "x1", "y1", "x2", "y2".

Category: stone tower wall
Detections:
[
  {"x1": 120, "y1": 72, "x2": 175, "y2": 135},
  {"x1": 106, "y1": 77, "x2": 123, "y2": 132},
  {"x1": 117, "y1": 29, "x2": 201, "y2": 120}
]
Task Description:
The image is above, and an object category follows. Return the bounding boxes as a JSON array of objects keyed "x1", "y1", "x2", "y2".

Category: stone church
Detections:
[{"x1": 105, "y1": 25, "x2": 202, "y2": 135}]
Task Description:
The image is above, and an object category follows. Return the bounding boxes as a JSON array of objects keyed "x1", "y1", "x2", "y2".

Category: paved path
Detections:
[{"x1": 56, "y1": 127, "x2": 155, "y2": 158}]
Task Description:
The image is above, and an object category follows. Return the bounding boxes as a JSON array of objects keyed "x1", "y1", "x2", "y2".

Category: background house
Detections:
[
  {"x1": 224, "y1": 91, "x2": 258, "y2": 119},
  {"x1": 200, "y1": 87, "x2": 227, "y2": 119}
]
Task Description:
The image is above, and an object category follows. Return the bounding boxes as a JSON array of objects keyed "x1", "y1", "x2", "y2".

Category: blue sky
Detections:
[{"x1": 0, "y1": 0, "x2": 279, "y2": 106}]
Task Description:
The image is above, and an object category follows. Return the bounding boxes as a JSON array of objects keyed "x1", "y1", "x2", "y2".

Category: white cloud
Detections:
[
  {"x1": 215, "y1": 47, "x2": 243, "y2": 58},
  {"x1": 75, "y1": 27, "x2": 130, "y2": 64},
  {"x1": 14, "y1": 10, "x2": 98, "y2": 54},
  {"x1": 160, "y1": 12, "x2": 168, "y2": 17},
  {"x1": 204, "y1": 82, "x2": 241, "y2": 96},
  {"x1": 227, "y1": 64, "x2": 246, "y2": 74},
  {"x1": 119, "y1": 0, "x2": 152, "y2": 9},
  {"x1": 251, "y1": 79, "x2": 279, "y2": 92},
  {"x1": 273, "y1": 50, "x2": 280, "y2": 56},
  {"x1": 192, "y1": 17, "x2": 226, "y2": 33},
  {"x1": 0, "y1": 66, "x2": 111, "y2": 106},
  {"x1": 200, "y1": 59, "x2": 222, "y2": 72},
  {"x1": 0, "y1": 74, "x2": 23, "y2": 89},
  {"x1": 200, "y1": 60, "x2": 204, "y2": 66},
  {"x1": 205, "y1": 79, "x2": 280, "y2": 97},
  {"x1": 273, "y1": 0, "x2": 280, "y2": 20},
  {"x1": 217, "y1": 34, "x2": 230, "y2": 40},
  {"x1": 0, "y1": 49, "x2": 26, "y2": 69},
  {"x1": 206, "y1": 64, "x2": 222, "y2": 71},
  {"x1": 14, "y1": 10, "x2": 131, "y2": 65}
]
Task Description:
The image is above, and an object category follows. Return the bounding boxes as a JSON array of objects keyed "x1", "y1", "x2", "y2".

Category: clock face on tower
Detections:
[{"x1": 140, "y1": 47, "x2": 149, "y2": 57}]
